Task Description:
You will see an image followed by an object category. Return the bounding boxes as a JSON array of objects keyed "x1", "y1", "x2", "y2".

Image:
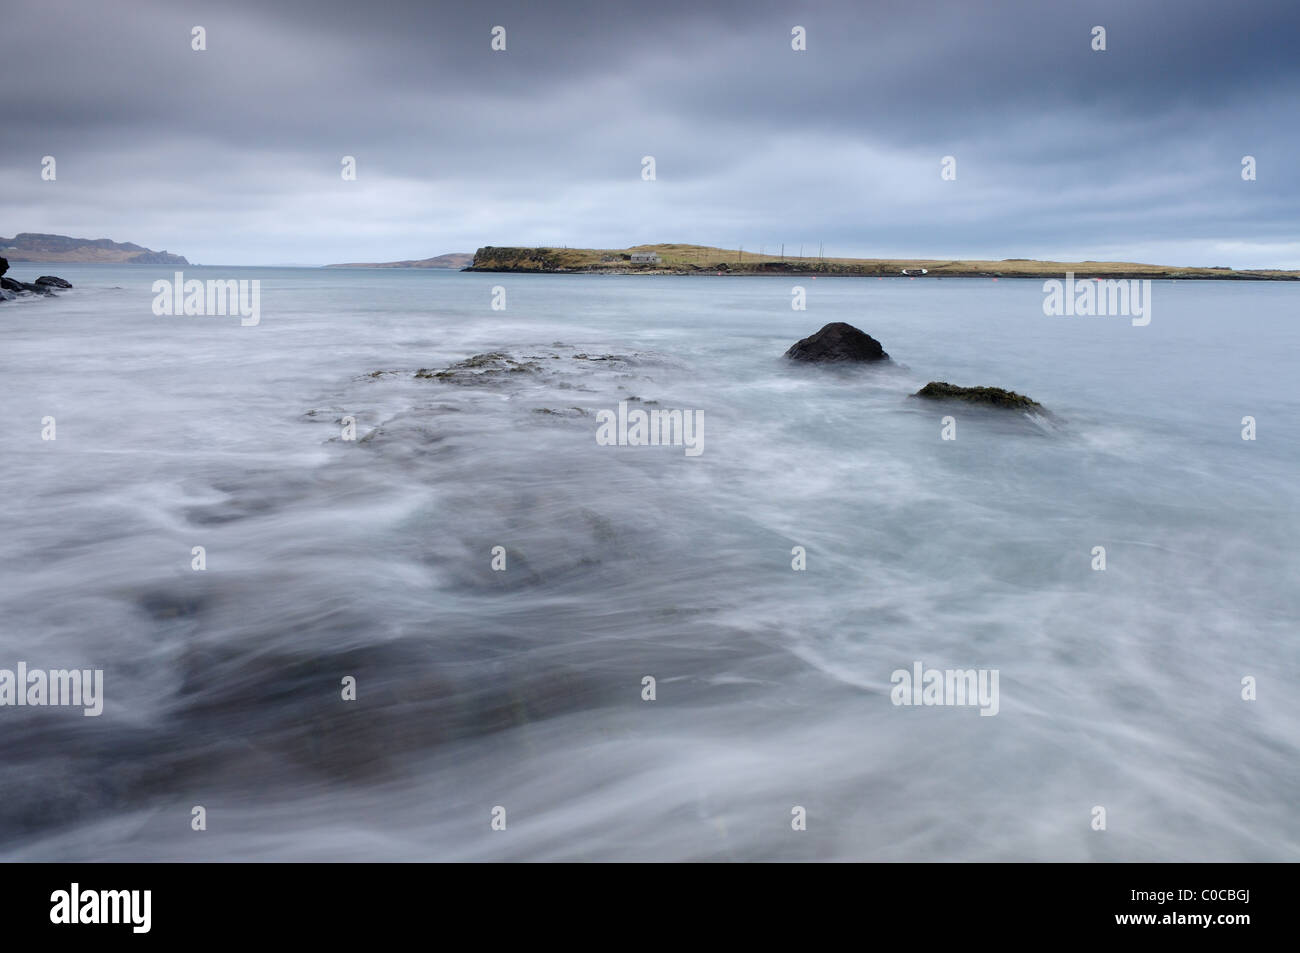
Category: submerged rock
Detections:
[
  {"x1": 784, "y1": 322, "x2": 890, "y2": 363},
  {"x1": 532, "y1": 407, "x2": 589, "y2": 417},
  {"x1": 415, "y1": 352, "x2": 543, "y2": 384},
  {"x1": 912, "y1": 381, "x2": 1043, "y2": 411}
]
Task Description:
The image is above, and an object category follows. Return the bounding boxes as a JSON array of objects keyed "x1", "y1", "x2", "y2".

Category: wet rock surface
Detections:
[
  {"x1": 784, "y1": 322, "x2": 890, "y2": 363},
  {"x1": 0, "y1": 261, "x2": 73, "y2": 302},
  {"x1": 912, "y1": 381, "x2": 1043, "y2": 411}
]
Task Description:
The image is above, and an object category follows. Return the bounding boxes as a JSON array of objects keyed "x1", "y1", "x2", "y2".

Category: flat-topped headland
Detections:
[{"x1": 463, "y1": 244, "x2": 1300, "y2": 280}]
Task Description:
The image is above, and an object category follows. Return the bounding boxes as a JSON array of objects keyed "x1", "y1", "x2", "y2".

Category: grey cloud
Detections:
[{"x1": 2, "y1": 0, "x2": 1297, "y2": 266}]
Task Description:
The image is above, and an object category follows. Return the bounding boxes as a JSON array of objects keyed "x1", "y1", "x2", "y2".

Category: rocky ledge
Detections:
[{"x1": 0, "y1": 257, "x2": 73, "y2": 301}]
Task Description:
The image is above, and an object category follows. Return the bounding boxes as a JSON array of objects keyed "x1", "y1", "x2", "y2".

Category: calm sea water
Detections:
[{"x1": 1, "y1": 263, "x2": 1297, "y2": 860}]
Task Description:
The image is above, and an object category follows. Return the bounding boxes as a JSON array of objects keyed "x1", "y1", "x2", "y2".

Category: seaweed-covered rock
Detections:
[
  {"x1": 784, "y1": 322, "x2": 890, "y2": 363},
  {"x1": 912, "y1": 381, "x2": 1042, "y2": 411}
]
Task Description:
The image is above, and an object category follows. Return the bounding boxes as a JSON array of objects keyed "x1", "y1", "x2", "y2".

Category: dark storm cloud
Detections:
[{"x1": 3, "y1": 0, "x2": 1298, "y2": 266}]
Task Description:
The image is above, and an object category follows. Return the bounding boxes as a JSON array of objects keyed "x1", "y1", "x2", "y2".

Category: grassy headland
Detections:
[{"x1": 465, "y1": 244, "x2": 1300, "y2": 280}]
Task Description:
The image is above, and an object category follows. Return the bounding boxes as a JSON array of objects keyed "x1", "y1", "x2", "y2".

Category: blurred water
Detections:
[{"x1": 0, "y1": 264, "x2": 1297, "y2": 860}]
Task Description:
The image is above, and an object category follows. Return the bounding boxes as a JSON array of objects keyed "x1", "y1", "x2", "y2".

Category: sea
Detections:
[{"x1": 1, "y1": 263, "x2": 1296, "y2": 860}]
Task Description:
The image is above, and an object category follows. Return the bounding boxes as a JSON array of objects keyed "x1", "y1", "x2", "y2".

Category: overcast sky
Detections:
[{"x1": 3, "y1": 0, "x2": 1298, "y2": 267}]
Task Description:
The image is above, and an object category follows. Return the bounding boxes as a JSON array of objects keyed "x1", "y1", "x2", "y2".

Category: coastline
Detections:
[
  {"x1": 462, "y1": 245, "x2": 1300, "y2": 281},
  {"x1": 462, "y1": 265, "x2": 1300, "y2": 280}
]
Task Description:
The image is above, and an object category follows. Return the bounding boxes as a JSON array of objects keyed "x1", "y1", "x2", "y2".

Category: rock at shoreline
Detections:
[
  {"x1": 0, "y1": 270, "x2": 73, "y2": 301},
  {"x1": 0, "y1": 257, "x2": 8, "y2": 277},
  {"x1": 0, "y1": 276, "x2": 45, "y2": 294},
  {"x1": 2, "y1": 277, "x2": 53, "y2": 295},
  {"x1": 912, "y1": 381, "x2": 1042, "y2": 411},
  {"x1": 784, "y1": 322, "x2": 890, "y2": 363}
]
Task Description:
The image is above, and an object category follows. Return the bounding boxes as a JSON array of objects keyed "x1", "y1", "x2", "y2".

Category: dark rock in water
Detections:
[
  {"x1": 784, "y1": 322, "x2": 890, "y2": 363},
  {"x1": 0, "y1": 273, "x2": 69, "y2": 299},
  {"x1": 0, "y1": 257, "x2": 8, "y2": 277},
  {"x1": 912, "y1": 381, "x2": 1042, "y2": 411}
]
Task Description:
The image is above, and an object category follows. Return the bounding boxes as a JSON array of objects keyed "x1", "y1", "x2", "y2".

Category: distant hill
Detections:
[
  {"x1": 0, "y1": 233, "x2": 188, "y2": 264},
  {"x1": 464, "y1": 244, "x2": 1300, "y2": 280},
  {"x1": 325, "y1": 252, "x2": 473, "y2": 269}
]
